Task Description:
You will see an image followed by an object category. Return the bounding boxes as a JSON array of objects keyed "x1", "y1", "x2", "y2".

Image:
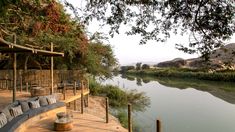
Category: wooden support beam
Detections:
[
  {"x1": 106, "y1": 97, "x2": 109, "y2": 123},
  {"x1": 63, "y1": 85, "x2": 66, "y2": 100},
  {"x1": 87, "y1": 79, "x2": 89, "y2": 90},
  {"x1": 73, "y1": 81, "x2": 76, "y2": 95},
  {"x1": 20, "y1": 74, "x2": 22, "y2": 92},
  {"x1": 74, "y1": 100, "x2": 77, "y2": 111},
  {"x1": 87, "y1": 79, "x2": 89, "y2": 107},
  {"x1": 6, "y1": 79, "x2": 8, "y2": 90},
  {"x1": 13, "y1": 34, "x2": 17, "y2": 102},
  {"x1": 128, "y1": 104, "x2": 132, "y2": 132},
  {"x1": 156, "y1": 119, "x2": 161, "y2": 132},
  {"x1": 81, "y1": 81, "x2": 84, "y2": 114},
  {"x1": 26, "y1": 82, "x2": 28, "y2": 93},
  {"x1": 88, "y1": 94, "x2": 89, "y2": 107},
  {"x1": 85, "y1": 95, "x2": 89, "y2": 107},
  {"x1": 50, "y1": 43, "x2": 54, "y2": 94},
  {"x1": 0, "y1": 38, "x2": 64, "y2": 56}
]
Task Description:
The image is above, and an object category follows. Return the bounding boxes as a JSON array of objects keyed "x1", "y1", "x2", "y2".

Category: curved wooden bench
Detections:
[
  {"x1": 0, "y1": 96, "x2": 66, "y2": 132},
  {"x1": 15, "y1": 106, "x2": 66, "y2": 132}
]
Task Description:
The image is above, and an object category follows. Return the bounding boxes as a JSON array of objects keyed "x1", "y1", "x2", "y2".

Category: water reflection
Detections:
[
  {"x1": 104, "y1": 74, "x2": 235, "y2": 132},
  {"x1": 125, "y1": 75, "x2": 235, "y2": 104}
]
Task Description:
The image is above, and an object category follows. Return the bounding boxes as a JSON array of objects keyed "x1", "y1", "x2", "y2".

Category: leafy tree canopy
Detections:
[
  {"x1": 66, "y1": 0, "x2": 235, "y2": 61},
  {"x1": 142, "y1": 64, "x2": 150, "y2": 69},
  {"x1": 0, "y1": 0, "x2": 117, "y2": 78},
  {"x1": 136, "y1": 62, "x2": 142, "y2": 70}
]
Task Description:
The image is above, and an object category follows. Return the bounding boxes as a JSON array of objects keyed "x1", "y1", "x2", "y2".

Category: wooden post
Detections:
[
  {"x1": 26, "y1": 82, "x2": 28, "y2": 93},
  {"x1": 13, "y1": 34, "x2": 17, "y2": 102},
  {"x1": 6, "y1": 79, "x2": 8, "y2": 90},
  {"x1": 87, "y1": 78, "x2": 89, "y2": 107},
  {"x1": 128, "y1": 104, "x2": 132, "y2": 132},
  {"x1": 156, "y1": 119, "x2": 161, "y2": 132},
  {"x1": 81, "y1": 81, "x2": 84, "y2": 114},
  {"x1": 63, "y1": 85, "x2": 66, "y2": 100},
  {"x1": 20, "y1": 74, "x2": 22, "y2": 92},
  {"x1": 50, "y1": 43, "x2": 54, "y2": 94},
  {"x1": 0, "y1": 80, "x2": 2, "y2": 89},
  {"x1": 87, "y1": 94, "x2": 89, "y2": 107},
  {"x1": 74, "y1": 100, "x2": 77, "y2": 111},
  {"x1": 106, "y1": 97, "x2": 109, "y2": 123},
  {"x1": 87, "y1": 79, "x2": 89, "y2": 90},
  {"x1": 73, "y1": 81, "x2": 76, "y2": 95}
]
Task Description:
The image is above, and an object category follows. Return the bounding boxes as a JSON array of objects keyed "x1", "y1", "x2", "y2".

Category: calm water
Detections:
[{"x1": 101, "y1": 75, "x2": 235, "y2": 132}]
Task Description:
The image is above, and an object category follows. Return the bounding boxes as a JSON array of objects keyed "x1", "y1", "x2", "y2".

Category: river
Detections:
[{"x1": 101, "y1": 74, "x2": 235, "y2": 132}]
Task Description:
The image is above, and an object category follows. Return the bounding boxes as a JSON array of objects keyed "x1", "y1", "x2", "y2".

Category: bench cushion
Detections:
[
  {"x1": 0, "y1": 95, "x2": 66, "y2": 132},
  {"x1": 1, "y1": 101, "x2": 19, "y2": 122},
  {"x1": 0, "y1": 112, "x2": 7, "y2": 128},
  {"x1": 39, "y1": 96, "x2": 48, "y2": 106},
  {"x1": 9, "y1": 105, "x2": 23, "y2": 118},
  {"x1": 28, "y1": 100, "x2": 40, "y2": 109},
  {"x1": 25, "y1": 102, "x2": 65, "y2": 118},
  {"x1": 0, "y1": 113, "x2": 28, "y2": 132},
  {"x1": 19, "y1": 100, "x2": 30, "y2": 112}
]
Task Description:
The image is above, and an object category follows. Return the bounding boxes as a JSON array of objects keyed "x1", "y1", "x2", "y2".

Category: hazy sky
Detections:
[{"x1": 66, "y1": 0, "x2": 235, "y2": 65}]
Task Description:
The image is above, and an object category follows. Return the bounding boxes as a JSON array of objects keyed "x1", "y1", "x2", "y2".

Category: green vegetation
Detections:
[
  {"x1": 0, "y1": 0, "x2": 117, "y2": 78},
  {"x1": 89, "y1": 78, "x2": 150, "y2": 128},
  {"x1": 142, "y1": 64, "x2": 150, "y2": 70},
  {"x1": 136, "y1": 63, "x2": 142, "y2": 71},
  {"x1": 120, "y1": 66, "x2": 135, "y2": 73},
  {"x1": 115, "y1": 110, "x2": 128, "y2": 128},
  {"x1": 126, "y1": 68, "x2": 235, "y2": 82},
  {"x1": 89, "y1": 78, "x2": 150, "y2": 111}
]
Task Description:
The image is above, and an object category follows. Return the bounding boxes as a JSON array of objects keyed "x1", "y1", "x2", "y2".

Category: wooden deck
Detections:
[
  {"x1": 25, "y1": 112, "x2": 127, "y2": 132},
  {"x1": 0, "y1": 90, "x2": 127, "y2": 132}
]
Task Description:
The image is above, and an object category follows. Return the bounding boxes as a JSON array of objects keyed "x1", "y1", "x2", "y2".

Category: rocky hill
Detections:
[{"x1": 156, "y1": 43, "x2": 235, "y2": 69}]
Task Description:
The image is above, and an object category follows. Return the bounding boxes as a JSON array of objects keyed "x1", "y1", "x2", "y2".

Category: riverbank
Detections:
[{"x1": 125, "y1": 68, "x2": 235, "y2": 82}]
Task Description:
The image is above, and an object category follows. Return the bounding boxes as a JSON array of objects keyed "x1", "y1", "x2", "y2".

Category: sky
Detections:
[{"x1": 66, "y1": 0, "x2": 235, "y2": 66}]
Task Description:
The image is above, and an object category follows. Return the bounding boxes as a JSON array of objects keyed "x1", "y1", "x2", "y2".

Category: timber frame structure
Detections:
[{"x1": 0, "y1": 34, "x2": 64, "y2": 102}]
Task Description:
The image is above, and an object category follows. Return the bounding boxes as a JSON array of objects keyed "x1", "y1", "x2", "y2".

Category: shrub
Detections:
[{"x1": 142, "y1": 64, "x2": 150, "y2": 69}]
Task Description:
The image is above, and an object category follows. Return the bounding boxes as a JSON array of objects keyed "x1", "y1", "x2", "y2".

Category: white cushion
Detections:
[
  {"x1": 9, "y1": 105, "x2": 23, "y2": 118},
  {"x1": 47, "y1": 97, "x2": 56, "y2": 104},
  {"x1": 0, "y1": 112, "x2": 7, "y2": 128},
  {"x1": 29, "y1": 100, "x2": 40, "y2": 109}
]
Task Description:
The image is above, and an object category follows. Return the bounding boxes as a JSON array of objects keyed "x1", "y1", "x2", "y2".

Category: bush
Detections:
[
  {"x1": 89, "y1": 78, "x2": 150, "y2": 110},
  {"x1": 142, "y1": 64, "x2": 150, "y2": 69}
]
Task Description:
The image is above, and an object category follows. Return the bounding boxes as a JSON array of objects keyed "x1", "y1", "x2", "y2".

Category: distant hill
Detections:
[
  {"x1": 157, "y1": 58, "x2": 186, "y2": 68},
  {"x1": 156, "y1": 43, "x2": 235, "y2": 69}
]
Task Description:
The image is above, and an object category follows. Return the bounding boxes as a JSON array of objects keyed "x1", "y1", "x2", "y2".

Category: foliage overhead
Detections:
[
  {"x1": 0, "y1": 0, "x2": 117, "y2": 78},
  {"x1": 66, "y1": 0, "x2": 235, "y2": 61},
  {"x1": 85, "y1": 41, "x2": 117, "y2": 78}
]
